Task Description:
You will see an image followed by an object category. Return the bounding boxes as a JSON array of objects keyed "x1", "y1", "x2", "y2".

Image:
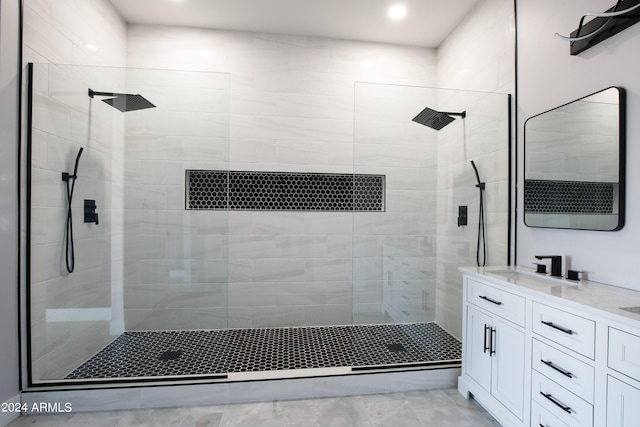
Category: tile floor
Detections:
[
  {"x1": 66, "y1": 323, "x2": 461, "y2": 380},
  {"x1": 7, "y1": 389, "x2": 500, "y2": 427}
]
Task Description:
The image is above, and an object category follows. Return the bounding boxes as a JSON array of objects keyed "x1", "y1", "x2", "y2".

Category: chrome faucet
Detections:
[{"x1": 535, "y1": 255, "x2": 563, "y2": 277}]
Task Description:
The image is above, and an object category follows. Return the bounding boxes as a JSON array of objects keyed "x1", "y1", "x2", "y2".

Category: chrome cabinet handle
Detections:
[
  {"x1": 541, "y1": 359, "x2": 573, "y2": 378},
  {"x1": 490, "y1": 327, "x2": 496, "y2": 356},
  {"x1": 541, "y1": 320, "x2": 574, "y2": 335},
  {"x1": 484, "y1": 324, "x2": 490, "y2": 353},
  {"x1": 540, "y1": 392, "x2": 572, "y2": 414},
  {"x1": 479, "y1": 295, "x2": 503, "y2": 305}
]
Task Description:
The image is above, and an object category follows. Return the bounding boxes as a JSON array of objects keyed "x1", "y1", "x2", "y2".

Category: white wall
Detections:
[
  {"x1": 126, "y1": 25, "x2": 439, "y2": 328},
  {"x1": 0, "y1": 0, "x2": 21, "y2": 413},
  {"x1": 22, "y1": 0, "x2": 126, "y2": 66},
  {"x1": 438, "y1": 0, "x2": 515, "y2": 94},
  {"x1": 517, "y1": 0, "x2": 640, "y2": 289},
  {"x1": 435, "y1": 0, "x2": 515, "y2": 338}
]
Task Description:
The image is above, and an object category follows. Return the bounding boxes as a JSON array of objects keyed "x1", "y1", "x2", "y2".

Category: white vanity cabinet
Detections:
[
  {"x1": 466, "y1": 305, "x2": 526, "y2": 419},
  {"x1": 606, "y1": 327, "x2": 640, "y2": 426},
  {"x1": 606, "y1": 376, "x2": 640, "y2": 426},
  {"x1": 461, "y1": 278, "x2": 526, "y2": 425},
  {"x1": 459, "y1": 267, "x2": 640, "y2": 427},
  {"x1": 530, "y1": 301, "x2": 595, "y2": 427}
]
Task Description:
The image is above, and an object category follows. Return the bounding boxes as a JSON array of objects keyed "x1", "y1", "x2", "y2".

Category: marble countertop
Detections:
[{"x1": 460, "y1": 265, "x2": 640, "y2": 328}]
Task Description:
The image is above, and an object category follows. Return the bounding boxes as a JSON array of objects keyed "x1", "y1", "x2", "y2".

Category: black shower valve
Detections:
[
  {"x1": 84, "y1": 199, "x2": 99, "y2": 225},
  {"x1": 457, "y1": 205, "x2": 468, "y2": 227}
]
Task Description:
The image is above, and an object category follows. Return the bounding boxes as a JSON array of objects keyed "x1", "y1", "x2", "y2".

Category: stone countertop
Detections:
[{"x1": 460, "y1": 265, "x2": 640, "y2": 328}]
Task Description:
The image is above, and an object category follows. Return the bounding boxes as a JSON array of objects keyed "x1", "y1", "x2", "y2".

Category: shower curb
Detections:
[{"x1": 20, "y1": 368, "x2": 459, "y2": 414}]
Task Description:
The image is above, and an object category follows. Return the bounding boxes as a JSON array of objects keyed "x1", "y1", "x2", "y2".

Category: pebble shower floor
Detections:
[{"x1": 66, "y1": 322, "x2": 461, "y2": 380}]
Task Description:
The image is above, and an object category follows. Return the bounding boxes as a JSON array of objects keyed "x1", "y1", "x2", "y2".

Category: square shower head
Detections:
[
  {"x1": 412, "y1": 107, "x2": 456, "y2": 131},
  {"x1": 101, "y1": 94, "x2": 156, "y2": 112}
]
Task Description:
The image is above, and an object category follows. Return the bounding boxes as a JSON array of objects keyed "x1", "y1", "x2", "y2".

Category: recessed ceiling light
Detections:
[
  {"x1": 388, "y1": 4, "x2": 407, "y2": 21},
  {"x1": 361, "y1": 60, "x2": 374, "y2": 68},
  {"x1": 198, "y1": 49, "x2": 211, "y2": 57}
]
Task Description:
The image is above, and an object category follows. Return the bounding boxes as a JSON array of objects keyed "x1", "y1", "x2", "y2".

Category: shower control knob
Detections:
[{"x1": 84, "y1": 199, "x2": 99, "y2": 225}]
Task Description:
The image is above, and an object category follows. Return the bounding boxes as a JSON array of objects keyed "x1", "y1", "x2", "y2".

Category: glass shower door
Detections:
[
  {"x1": 26, "y1": 63, "x2": 230, "y2": 384},
  {"x1": 353, "y1": 82, "x2": 438, "y2": 327}
]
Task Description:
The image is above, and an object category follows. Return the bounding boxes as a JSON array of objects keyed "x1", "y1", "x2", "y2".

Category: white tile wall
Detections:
[
  {"x1": 124, "y1": 25, "x2": 438, "y2": 329},
  {"x1": 435, "y1": 0, "x2": 515, "y2": 339}
]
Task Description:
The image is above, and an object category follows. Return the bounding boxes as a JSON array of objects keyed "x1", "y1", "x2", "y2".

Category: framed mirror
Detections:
[{"x1": 524, "y1": 86, "x2": 625, "y2": 231}]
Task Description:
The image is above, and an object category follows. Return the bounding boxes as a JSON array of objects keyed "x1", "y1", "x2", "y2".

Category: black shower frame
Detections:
[
  {"x1": 25, "y1": 62, "x2": 34, "y2": 388},
  {"x1": 23, "y1": 63, "x2": 516, "y2": 389}
]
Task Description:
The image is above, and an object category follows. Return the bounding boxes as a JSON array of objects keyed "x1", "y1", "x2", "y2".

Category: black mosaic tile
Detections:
[
  {"x1": 524, "y1": 179, "x2": 616, "y2": 214},
  {"x1": 185, "y1": 170, "x2": 385, "y2": 211},
  {"x1": 65, "y1": 322, "x2": 460, "y2": 380}
]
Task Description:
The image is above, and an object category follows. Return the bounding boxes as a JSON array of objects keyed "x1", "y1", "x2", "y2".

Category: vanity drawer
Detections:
[
  {"x1": 467, "y1": 278, "x2": 525, "y2": 326},
  {"x1": 532, "y1": 370, "x2": 593, "y2": 427},
  {"x1": 532, "y1": 302, "x2": 595, "y2": 359},
  {"x1": 608, "y1": 327, "x2": 640, "y2": 380},
  {"x1": 532, "y1": 339, "x2": 594, "y2": 403},
  {"x1": 531, "y1": 400, "x2": 569, "y2": 427}
]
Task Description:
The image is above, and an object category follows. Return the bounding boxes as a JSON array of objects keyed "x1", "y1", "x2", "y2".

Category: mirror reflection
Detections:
[{"x1": 524, "y1": 86, "x2": 625, "y2": 231}]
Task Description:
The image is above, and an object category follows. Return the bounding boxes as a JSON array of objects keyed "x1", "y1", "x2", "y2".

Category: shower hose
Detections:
[
  {"x1": 470, "y1": 160, "x2": 487, "y2": 267},
  {"x1": 64, "y1": 147, "x2": 83, "y2": 273},
  {"x1": 476, "y1": 184, "x2": 487, "y2": 267}
]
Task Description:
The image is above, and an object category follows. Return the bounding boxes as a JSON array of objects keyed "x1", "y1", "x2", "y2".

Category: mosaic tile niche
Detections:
[{"x1": 186, "y1": 170, "x2": 385, "y2": 212}]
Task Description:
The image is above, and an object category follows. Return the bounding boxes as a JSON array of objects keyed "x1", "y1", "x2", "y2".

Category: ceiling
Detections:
[{"x1": 108, "y1": 0, "x2": 481, "y2": 48}]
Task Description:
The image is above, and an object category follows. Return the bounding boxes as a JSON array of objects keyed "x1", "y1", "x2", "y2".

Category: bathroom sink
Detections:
[
  {"x1": 489, "y1": 269, "x2": 544, "y2": 280},
  {"x1": 485, "y1": 268, "x2": 579, "y2": 287}
]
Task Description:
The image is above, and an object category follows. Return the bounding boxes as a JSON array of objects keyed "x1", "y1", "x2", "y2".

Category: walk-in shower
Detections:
[{"x1": 24, "y1": 63, "x2": 510, "y2": 387}]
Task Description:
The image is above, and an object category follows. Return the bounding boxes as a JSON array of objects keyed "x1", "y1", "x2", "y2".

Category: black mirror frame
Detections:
[{"x1": 523, "y1": 86, "x2": 626, "y2": 231}]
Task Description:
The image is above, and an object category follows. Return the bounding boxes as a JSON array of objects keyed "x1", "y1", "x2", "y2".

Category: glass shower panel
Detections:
[
  {"x1": 27, "y1": 64, "x2": 230, "y2": 383},
  {"x1": 353, "y1": 83, "x2": 511, "y2": 337},
  {"x1": 434, "y1": 88, "x2": 511, "y2": 338},
  {"x1": 121, "y1": 68, "x2": 230, "y2": 333},
  {"x1": 353, "y1": 83, "x2": 438, "y2": 325}
]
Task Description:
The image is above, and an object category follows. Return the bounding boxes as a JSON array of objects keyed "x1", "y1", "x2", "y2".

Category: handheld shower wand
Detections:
[
  {"x1": 470, "y1": 160, "x2": 486, "y2": 267},
  {"x1": 62, "y1": 147, "x2": 83, "y2": 273}
]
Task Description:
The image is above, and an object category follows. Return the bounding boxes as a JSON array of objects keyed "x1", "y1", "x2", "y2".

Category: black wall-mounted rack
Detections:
[{"x1": 569, "y1": 0, "x2": 640, "y2": 55}]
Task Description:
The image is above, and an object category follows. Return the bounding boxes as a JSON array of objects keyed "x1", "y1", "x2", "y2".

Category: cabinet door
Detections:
[
  {"x1": 465, "y1": 305, "x2": 492, "y2": 392},
  {"x1": 491, "y1": 317, "x2": 525, "y2": 420},
  {"x1": 607, "y1": 376, "x2": 640, "y2": 427}
]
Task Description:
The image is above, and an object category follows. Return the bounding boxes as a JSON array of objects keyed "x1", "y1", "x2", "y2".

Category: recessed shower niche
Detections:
[{"x1": 25, "y1": 63, "x2": 510, "y2": 385}]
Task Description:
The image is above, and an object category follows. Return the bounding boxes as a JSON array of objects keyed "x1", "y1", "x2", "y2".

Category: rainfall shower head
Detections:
[
  {"x1": 412, "y1": 107, "x2": 466, "y2": 130},
  {"x1": 88, "y1": 89, "x2": 156, "y2": 112}
]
